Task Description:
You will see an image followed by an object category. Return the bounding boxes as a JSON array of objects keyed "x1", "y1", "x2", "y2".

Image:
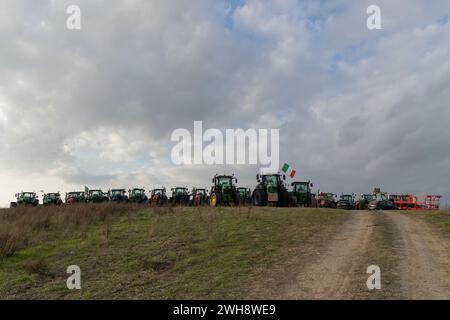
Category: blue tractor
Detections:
[{"x1": 108, "y1": 189, "x2": 129, "y2": 202}]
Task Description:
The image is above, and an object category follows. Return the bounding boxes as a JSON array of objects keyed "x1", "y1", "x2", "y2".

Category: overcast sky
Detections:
[{"x1": 1, "y1": 0, "x2": 449, "y2": 207}]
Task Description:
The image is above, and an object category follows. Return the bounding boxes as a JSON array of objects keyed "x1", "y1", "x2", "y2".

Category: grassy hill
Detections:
[{"x1": 0, "y1": 204, "x2": 346, "y2": 299}]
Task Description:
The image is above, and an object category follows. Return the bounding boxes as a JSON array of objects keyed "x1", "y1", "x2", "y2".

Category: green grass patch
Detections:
[{"x1": 0, "y1": 206, "x2": 346, "y2": 299}]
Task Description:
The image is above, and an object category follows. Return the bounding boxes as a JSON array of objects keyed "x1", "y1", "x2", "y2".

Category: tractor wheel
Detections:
[
  {"x1": 234, "y1": 192, "x2": 241, "y2": 206},
  {"x1": 10, "y1": 202, "x2": 17, "y2": 209},
  {"x1": 290, "y1": 195, "x2": 298, "y2": 207},
  {"x1": 278, "y1": 190, "x2": 291, "y2": 207},
  {"x1": 194, "y1": 194, "x2": 202, "y2": 206},
  {"x1": 252, "y1": 190, "x2": 267, "y2": 206},
  {"x1": 210, "y1": 192, "x2": 219, "y2": 207}
]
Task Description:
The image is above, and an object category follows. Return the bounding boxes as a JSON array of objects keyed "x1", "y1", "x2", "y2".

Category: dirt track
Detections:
[{"x1": 250, "y1": 211, "x2": 450, "y2": 299}]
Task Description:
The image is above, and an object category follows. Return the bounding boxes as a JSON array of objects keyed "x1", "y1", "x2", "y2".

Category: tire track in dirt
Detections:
[
  {"x1": 248, "y1": 210, "x2": 450, "y2": 299},
  {"x1": 247, "y1": 211, "x2": 377, "y2": 299},
  {"x1": 386, "y1": 213, "x2": 450, "y2": 299},
  {"x1": 282, "y1": 211, "x2": 374, "y2": 299}
]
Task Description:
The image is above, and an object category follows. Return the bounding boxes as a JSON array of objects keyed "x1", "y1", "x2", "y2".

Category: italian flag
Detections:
[{"x1": 282, "y1": 163, "x2": 296, "y2": 178}]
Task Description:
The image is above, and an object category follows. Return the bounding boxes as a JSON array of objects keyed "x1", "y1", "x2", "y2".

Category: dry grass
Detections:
[
  {"x1": 23, "y1": 259, "x2": 52, "y2": 279},
  {"x1": 0, "y1": 206, "x2": 347, "y2": 299},
  {"x1": 0, "y1": 203, "x2": 137, "y2": 258},
  {"x1": 404, "y1": 209, "x2": 450, "y2": 240}
]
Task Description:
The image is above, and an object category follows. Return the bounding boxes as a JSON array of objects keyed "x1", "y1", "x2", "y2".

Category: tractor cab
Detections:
[
  {"x1": 128, "y1": 188, "x2": 148, "y2": 203},
  {"x1": 173, "y1": 187, "x2": 188, "y2": 195},
  {"x1": 252, "y1": 173, "x2": 295, "y2": 207},
  {"x1": 43, "y1": 192, "x2": 63, "y2": 206},
  {"x1": 19, "y1": 192, "x2": 36, "y2": 200},
  {"x1": 337, "y1": 194, "x2": 356, "y2": 210},
  {"x1": 291, "y1": 181, "x2": 314, "y2": 207},
  {"x1": 209, "y1": 174, "x2": 239, "y2": 206},
  {"x1": 237, "y1": 187, "x2": 251, "y2": 197},
  {"x1": 150, "y1": 188, "x2": 168, "y2": 205},
  {"x1": 10, "y1": 192, "x2": 39, "y2": 208},
  {"x1": 190, "y1": 188, "x2": 209, "y2": 206},
  {"x1": 212, "y1": 175, "x2": 237, "y2": 190},
  {"x1": 151, "y1": 189, "x2": 165, "y2": 196},
  {"x1": 191, "y1": 188, "x2": 207, "y2": 198},
  {"x1": 237, "y1": 187, "x2": 252, "y2": 205},
  {"x1": 317, "y1": 192, "x2": 337, "y2": 208},
  {"x1": 65, "y1": 191, "x2": 86, "y2": 204},
  {"x1": 87, "y1": 189, "x2": 106, "y2": 203},
  {"x1": 170, "y1": 187, "x2": 190, "y2": 205},
  {"x1": 109, "y1": 189, "x2": 128, "y2": 202},
  {"x1": 192, "y1": 188, "x2": 207, "y2": 195}
]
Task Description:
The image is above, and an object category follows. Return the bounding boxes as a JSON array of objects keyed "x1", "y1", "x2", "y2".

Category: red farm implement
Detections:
[{"x1": 389, "y1": 194, "x2": 441, "y2": 211}]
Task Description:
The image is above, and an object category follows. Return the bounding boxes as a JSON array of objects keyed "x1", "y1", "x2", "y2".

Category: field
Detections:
[{"x1": 0, "y1": 205, "x2": 449, "y2": 299}]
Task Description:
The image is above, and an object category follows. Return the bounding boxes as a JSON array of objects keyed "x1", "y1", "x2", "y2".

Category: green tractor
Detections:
[
  {"x1": 209, "y1": 174, "x2": 240, "y2": 206},
  {"x1": 86, "y1": 189, "x2": 107, "y2": 203},
  {"x1": 252, "y1": 173, "x2": 296, "y2": 207},
  {"x1": 291, "y1": 181, "x2": 314, "y2": 207},
  {"x1": 170, "y1": 187, "x2": 190, "y2": 206},
  {"x1": 355, "y1": 194, "x2": 376, "y2": 210},
  {"x1": 10, "y1": 192, "x2": 39, "y2": 208},
  {"x1": 43, "y1": 192, "x2": 63, "y2": 206},
  {"x1": 237, "y1": 187, "x2": 252, "y2": 205},
  {"x1": 128, "y1": 188, "x2": 148, "y2": 204}
]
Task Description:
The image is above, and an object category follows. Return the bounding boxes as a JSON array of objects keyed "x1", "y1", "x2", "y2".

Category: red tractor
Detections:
[
  {"x1": 317, "y1": 192, "x2": 337, "y2": 208},
  {"x1": 149, "y1": 188, "x2": 168, "y2": 206},
  {"x1": 65, "y1": 191, "x2": 87, "y2": 204},
  {"x1": 190, "y1": 188, "x2": 209, "y2": 206}
]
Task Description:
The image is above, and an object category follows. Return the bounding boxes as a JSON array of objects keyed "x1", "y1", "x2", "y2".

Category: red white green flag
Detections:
[{"x1": 281, "y1": 163, "x2": 296, "y2": 178}]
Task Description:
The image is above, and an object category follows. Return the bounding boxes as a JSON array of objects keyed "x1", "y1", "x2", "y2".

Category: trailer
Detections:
[{"x1": 389, "y1": 194, "x2": 441, "y2": 210}]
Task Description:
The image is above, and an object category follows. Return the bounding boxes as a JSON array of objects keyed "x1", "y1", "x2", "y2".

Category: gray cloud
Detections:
[{"x1": 0, "y1": 0, "x2": 450, "y2": 206}]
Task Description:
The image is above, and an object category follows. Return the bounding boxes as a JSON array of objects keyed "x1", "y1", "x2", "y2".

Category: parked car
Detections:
[{"x1": 368, "y1": 200, "x2": 398, "y2": 210}]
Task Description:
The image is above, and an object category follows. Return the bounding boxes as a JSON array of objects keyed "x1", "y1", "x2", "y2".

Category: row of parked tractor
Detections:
[{"x1": 8, "y1": 173, "x2": 407, "y2": 210}]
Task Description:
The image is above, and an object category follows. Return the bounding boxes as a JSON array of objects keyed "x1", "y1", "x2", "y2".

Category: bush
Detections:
[{"x1": 0, "y1": 232, "x2": 20, "y2": 258}]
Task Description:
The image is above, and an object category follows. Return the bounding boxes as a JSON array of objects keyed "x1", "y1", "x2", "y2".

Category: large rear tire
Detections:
[
  {"x1": 278, "y1": 190, "x2": 291, "y2": 207},
  {"x1": 210, "y1": 192, "x2": 220, "y2": 207},
  {"x1": 252, "y1": 189, "x2": 267, "y2": 206},
  {"x1": 234, "y1": 192, "x2": 241, "y2": 206}
]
